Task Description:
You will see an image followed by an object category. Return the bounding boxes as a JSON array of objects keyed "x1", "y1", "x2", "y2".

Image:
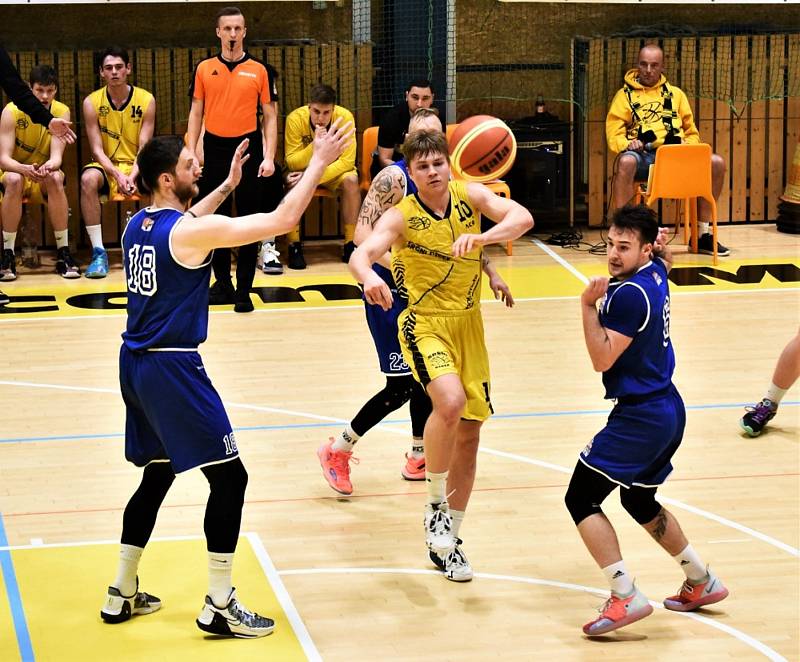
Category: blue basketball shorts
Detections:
[
  {"x1": 579, "y1": 385, "x2": 686, "y2": 488},
  {"x1": 119, "y1": 345, "x2": 238, "y2": 473},
  {"x1": 363, "y1": 293, "x2": 411, "y2": 376},
  {"x1": 623, "y1": 149, "x2": 657, "y2": 182}
]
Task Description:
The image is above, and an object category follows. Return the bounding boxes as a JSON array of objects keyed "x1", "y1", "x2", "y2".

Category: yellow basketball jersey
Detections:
[
  {"x1": 392, "y1": 180, "x2": 483, "y2": 312},
  {"x1": 87, "y1": 85, "x2": 153, "y2": 164},
  {"x1": 8, "y1": 99, "x2": 69, "y2": 164}
]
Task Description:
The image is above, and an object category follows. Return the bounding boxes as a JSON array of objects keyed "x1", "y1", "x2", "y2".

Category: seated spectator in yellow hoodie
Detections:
[{"x1": 606, "y1": 43, "x2": 728, "y2": 256}]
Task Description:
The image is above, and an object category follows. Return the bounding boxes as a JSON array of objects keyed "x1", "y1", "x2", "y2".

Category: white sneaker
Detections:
[
  {"x1": 424, "y1": 502, "x2": 454, "y2": 555},
  {"x1": 196, "y1": 588, "x2": 275, "y2": 638},
  {"x1": 430, "y1": 538, "x2": 473, "y2": 582},
  {"x1": 100, "y1": 579, "x2": 161, "y2": 623},
  {"x1": 260, "y1": 242, "x2": 283, "y2": 274}
]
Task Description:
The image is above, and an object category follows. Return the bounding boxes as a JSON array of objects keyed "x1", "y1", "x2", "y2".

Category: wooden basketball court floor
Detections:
[{"x1": 0, "y1": 224, "x2": 797, "y2": 661}]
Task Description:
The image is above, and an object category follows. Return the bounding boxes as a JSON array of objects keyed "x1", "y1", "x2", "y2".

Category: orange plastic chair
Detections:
[
  {"x1": 644, "y1": 143, "x2": 719, "y2": 265},
  {"x1": 360, "y1": 126, "x2": 379, "y2": 193},
  {"x1": 447, "y1": 123, "x2": 514, "y2": 255}
]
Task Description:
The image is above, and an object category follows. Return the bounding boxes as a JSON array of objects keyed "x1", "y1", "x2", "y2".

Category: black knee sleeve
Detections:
[
  {"x1": 351, "y1": 375, "x2": 416, "y2": 436},
  {"x1": 620, "y1": 486, "x2": 662, "y2": 525},
  {"x1": 202, "y1": 458, "x2": 249, "y2": 553},
  {"x1": 409, "y1": 381, "x2": 432, "y2": 438},
  {"x1": 564, "y1": 461, "x2": 617, "y2": 525},
  {"x1": 121, "y1": 461, "x2": 176, "y2": 548}
]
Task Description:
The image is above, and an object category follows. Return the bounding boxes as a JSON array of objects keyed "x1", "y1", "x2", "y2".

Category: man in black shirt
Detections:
[{"x1": 371, "y1": 79, "x2": 434, "y2": 178}]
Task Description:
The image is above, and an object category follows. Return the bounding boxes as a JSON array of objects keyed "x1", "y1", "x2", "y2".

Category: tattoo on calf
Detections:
[{"x1": 649, "y1": 511, "x2": 668, "y2": 541}]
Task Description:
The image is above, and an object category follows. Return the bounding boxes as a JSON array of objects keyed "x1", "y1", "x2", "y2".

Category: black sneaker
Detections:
[
  {"x1": 342, "y1": 240, "x2": 356, "y2": 264},
  {"x1": 694, "y1": 233, "x2": 730, "y2": 257},
  {"x1": 0, "y1": 248, "x2": 17, "y2": 281},
  {"x1": 288, "y1": 242, "x2": 306, "y2": 270},
  {"x1": 234, "y1": 290, "x2": 254, "y2": 313},
  {"x1": 740, "y1": 398, "x2": 777, "y2": 437},
  {"x1": 100, "y1": 578, "x2": 162, "y2": 624},
  {"x1": 0, "y1": 289, "x2": 9, "y2": 305},
  {"x1": 55, "y1": 246, "x2": 81, "y2": 279},
  {"x1": 196, "y1": 588, "x2": 275, "y2": 638},
  {"x1": 209, "y1": 280, "x2": 235, "y2": 305}
]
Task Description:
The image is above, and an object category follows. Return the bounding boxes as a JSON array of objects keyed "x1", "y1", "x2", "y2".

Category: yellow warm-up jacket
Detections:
[{"x1": 606, "y1": 69, "x2": 700, "y2": 154}]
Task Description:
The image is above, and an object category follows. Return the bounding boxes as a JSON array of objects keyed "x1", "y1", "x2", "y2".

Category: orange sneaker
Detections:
[
  {"x1": 317, "y1": 439, "x2": 355, "y2": 495},
  {"x1": 663, "y1": 571, "x2": 728, "y2": 612},
  {"x1": 583, "y1": 587, "x2": 653, "y2": 636},
  {"x1": 401, "y1": 453, "x2": 425, "y2": 480}
]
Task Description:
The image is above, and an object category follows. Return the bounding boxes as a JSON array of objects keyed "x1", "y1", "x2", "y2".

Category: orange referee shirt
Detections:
[{"x1": 190, "y1": 53, "x2": 275, "y2": 138}]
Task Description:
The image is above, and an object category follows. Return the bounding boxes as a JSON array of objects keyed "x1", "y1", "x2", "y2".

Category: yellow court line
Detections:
[{"x1": 6, "y1": 535, "x2": 313, "y2": 661}]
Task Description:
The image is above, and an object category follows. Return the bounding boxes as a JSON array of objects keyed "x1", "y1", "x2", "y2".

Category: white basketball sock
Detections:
[
  {"x1": 602, "y1": 560, "x2": 634, "y2": 596},
  {"x1": 411, "y1": 437, "x2": 424, "y2": 458},
  {"x1": 698, "y1": 221, "x2": 710, "y2": 236},
  {"x1": 3, "y1": 231, "x2": 17, "y2": 251},
  {"x1": 86, "y1": 224, "x2": 104, "y2": 250},
  {"x1": 450, "y1": 509, "x2": 465, "y2": 538},
  {"x1": 208, "y1": 552, "x2": 235, "y2": 608},
  {"x1": 113, "y1": 544, "x2": 143, "y2": 597},
  {"x1": 425, "y1": 470, "x2": 448, "y2": 506},
  {"x1": 672, "y1": 544, "x2": 707, "y2": 582},
  {"x1": 54, "y1": 229, "x2": 68, "y2": 249},
  {"x1": 765, "y1": 383, "x2": 787, "y2": 407},
  {"x1": 332, "y1": 425, "x2": 359, "y2": 452}
]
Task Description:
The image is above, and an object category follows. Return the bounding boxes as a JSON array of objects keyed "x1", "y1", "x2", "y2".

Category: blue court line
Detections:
[
  {"x1": 0, "y1": 401, "x2": 796, "y2": 446},
  {"x1": 0, "y1": 513, "x2": 34, "y2": 662}
]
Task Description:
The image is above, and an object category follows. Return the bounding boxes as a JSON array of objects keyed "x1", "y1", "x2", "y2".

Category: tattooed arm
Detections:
[{"x1": 355, "y1": 164, "x2": 407, "y2": 268}]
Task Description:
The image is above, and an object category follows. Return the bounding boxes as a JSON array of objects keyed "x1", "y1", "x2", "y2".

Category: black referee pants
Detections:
[{"x1": 197, "y1": 131, "x2": 284, "y2": 298}]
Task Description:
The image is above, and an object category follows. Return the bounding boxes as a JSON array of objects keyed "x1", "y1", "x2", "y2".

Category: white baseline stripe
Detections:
[
  {"x1": 245, "y1": 532, "x2": 321, "y2": 662},
  {"x1": 532, "y1": 238, "x2": 590, "y2": 284},
  {"x1": 1, "y1": 379, "x2": 797, "y2": 558},
  {"x1": 278, "y1": 567, "x2": 786, "y2": 662}
]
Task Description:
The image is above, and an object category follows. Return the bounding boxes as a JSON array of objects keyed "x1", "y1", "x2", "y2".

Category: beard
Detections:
[{"x1": 175, "y1": 181, "x2": 199, "y2": 206}]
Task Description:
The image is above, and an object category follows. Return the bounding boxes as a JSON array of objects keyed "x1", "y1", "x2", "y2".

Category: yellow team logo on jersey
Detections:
[
  {"x1": 16, "y1": 117, "x2": 28, "y2": 130},
  {"x1": 98, "y1": 105, "x2": 110, "y2": 117},
  {"x1": 408, "y1": 215, "x2": 431, "y2": 231}
]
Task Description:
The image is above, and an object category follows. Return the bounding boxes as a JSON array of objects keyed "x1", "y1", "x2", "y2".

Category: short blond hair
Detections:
[{"x1": 401, "y1": 129, "x2": 449, "y2": 164}]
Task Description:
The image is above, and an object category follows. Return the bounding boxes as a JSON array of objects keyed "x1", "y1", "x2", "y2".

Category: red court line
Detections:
[{"x1": 4, "y1": 471, "x2": 798, "y2": 520}]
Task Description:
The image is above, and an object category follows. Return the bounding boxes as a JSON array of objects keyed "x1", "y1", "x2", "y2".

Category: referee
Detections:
[{"x1": 187, "y1": 5, "x2": 283, "y2": 313}]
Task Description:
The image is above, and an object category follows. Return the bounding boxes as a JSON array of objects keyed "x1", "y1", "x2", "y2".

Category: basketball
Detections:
[{"x1": 449, "y1": 115, "x2": 517, "y2": 183}]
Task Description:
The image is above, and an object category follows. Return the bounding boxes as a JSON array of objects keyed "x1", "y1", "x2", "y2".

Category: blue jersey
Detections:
[
  {"x1": 122, "y1": 207, "x2": 212, "y2": 351},
  {"x1": 394, "y1": 159, "x2": 417, "y2": 195},
  {"x1": 599, "y1": 258, "x2": 674, "y2": 399}
]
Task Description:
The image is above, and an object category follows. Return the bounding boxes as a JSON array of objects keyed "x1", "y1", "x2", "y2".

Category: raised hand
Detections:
[
  {"x1": 312, "y1": 117, "x2": 354, "y2": 167},
  {"x1": 227, "y1": 138, "x2": 251, "y2": 189},
  {"x1": 581, "y1": 276, "x2": 609, "y2": 307}
]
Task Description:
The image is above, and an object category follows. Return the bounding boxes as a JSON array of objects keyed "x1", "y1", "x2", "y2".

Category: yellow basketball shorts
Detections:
[
  {"x1": 0, "y1": 170, "x2": 65, "y2": 205},
  {"x1": 398, "y1": 306, "x2": 493, "y2": 421},
  {"x1": 318, "y1": 168, "x2": 358, "y2": 192},
  {"x1": 82, "y1": 161, "x2": 135, "y2": 202}
]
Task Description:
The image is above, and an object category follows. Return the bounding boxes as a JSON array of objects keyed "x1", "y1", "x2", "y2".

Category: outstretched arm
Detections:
[
  {"x1": 349, "y1": 207, "x2": 405, "y2": 311},
  {"x1": 173, "y1": 119, "x2": 354, "y2": 265}
]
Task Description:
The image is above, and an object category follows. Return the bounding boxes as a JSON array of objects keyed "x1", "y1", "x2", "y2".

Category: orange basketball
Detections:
[{"x1": 449, "y1": 115, "x2": 517, "y2": 183}]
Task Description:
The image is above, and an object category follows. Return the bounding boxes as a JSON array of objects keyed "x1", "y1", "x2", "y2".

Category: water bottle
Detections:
[{"x1": 20, "y1": 211, "x2": 39, "y2": 268}]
